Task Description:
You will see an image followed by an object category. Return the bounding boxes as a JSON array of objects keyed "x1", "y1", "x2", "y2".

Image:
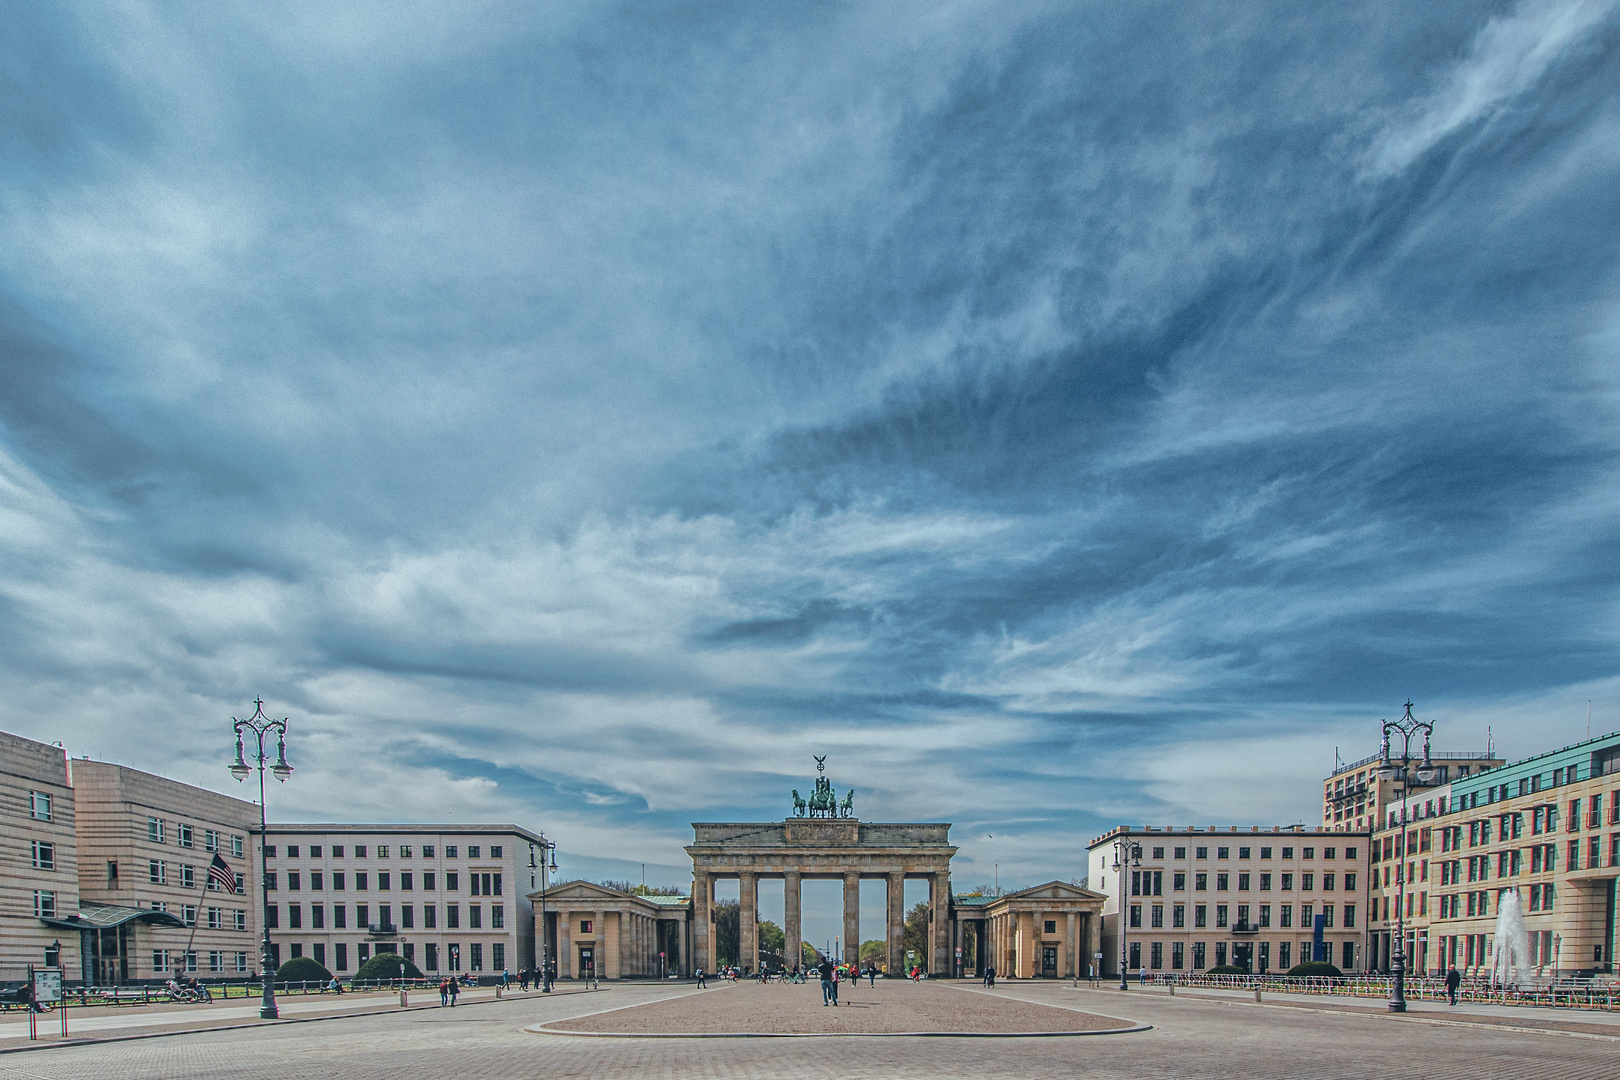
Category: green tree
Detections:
[
  {"x1": 276, "y1": 956, "x2": 331, "y2": 983},
  {"x1": 758, "y1": 919, "x2": 786, "y2": 963},
  {"x1": 801, "y1": 941, "x2": 821, "y2": 968},
  {"x1": 712, "y1": 899, "x2": 739, "y2": 967},
  {"x1": 900, "y1": 900, "x2": 931, "y2": 972},
  {"x1": 858, "y1": 939, "x2": 886, "y2": 967},
  {"x1": 354, "y1": 952, "x2": 424, "y2": 982}
]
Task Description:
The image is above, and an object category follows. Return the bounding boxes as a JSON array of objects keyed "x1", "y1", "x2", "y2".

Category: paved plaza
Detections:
[{"x1": 3, "y1": 980, "x2": 1619, "y2": 1079}]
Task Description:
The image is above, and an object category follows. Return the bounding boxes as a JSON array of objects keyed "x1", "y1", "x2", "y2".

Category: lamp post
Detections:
[
  {"x1": 530, "y1": 835, "x2": 558, "y2": 991},
  {"x1": 1376, "y1": 702, "x2": 1435, "y2": 1014},
  {"x1": 230, "y1": 698, "x2": 292, "y2": 1020},
  {"x1": 1112, "y1": 835, "x2": 1142, "y2": 990}
]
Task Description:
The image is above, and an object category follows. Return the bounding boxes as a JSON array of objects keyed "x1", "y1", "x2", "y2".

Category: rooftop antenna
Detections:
[
  {"x1": 1588, "y1": 700, "x2": 1593, "y2": 741},
  {"x1": 1487, "y1": 726, "x2": 1493, "y2": 757}
]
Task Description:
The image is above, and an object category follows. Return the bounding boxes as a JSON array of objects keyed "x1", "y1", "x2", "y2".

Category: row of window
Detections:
[
  {"x1": 145, "y1": 817, "x2": 244, "y2": 856},
  {"x1": 1128, "y1": 902, "x2": 1353, "y2": 930},
  {"x1": 264, "y1": 870, "x2": 502, "y2": 894},
  {"x1": 153, "y1": 950, "x2": 252, "y2": 974},
  {"x1": 1126, "y1": 939, "x2": 1355, "y2": 972},
  {"x1": 273, "y1": 940, "x2": 506, "y2": 974},
  {"x1": 145, "y1": 859, "x2": 246, "y2": 891},
  {"x1": 1131, "y1": 870, "x2": 1355, "y2": 894},
  {"x1": 266, "y1": 901, "x2": 506, "y2": 931},
  {"x1": 1449, "y1": 775, "x2": 1619, "y2": 815},
  {"x1": 1138, "y1": 845, "x2": 1354, "y2": 861},
  {"x1": 265, "y1": 843, "x2": 501, "y2": 860},
  {"x1": 141, "y1": 900, "x2": 250, "y2": 929},
  {"x1": 1433, "y1": 883, "x2": 1557, "y2": 920}
]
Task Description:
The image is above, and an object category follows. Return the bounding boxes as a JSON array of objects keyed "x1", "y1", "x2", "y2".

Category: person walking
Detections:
[
  {"x1": 985, "y1": 965, "x2": 996, "y2": 988},
  {"x1": 1445, "y1": 965, "x2": 1462, "y2": 1006},
  {"x1": 448, "y1": 976, "x2": 460, "y2": 1007},
  {"x1": 868, "y1": 965, "x2": 876, "y2": 987},
  {"x1": 501, "y1": 969, "x2": 510, "y2": 990},
  {"x1": 438, "y1": 977, "x2": 450, "y2": 1007},
  {"x1": 696, "y1": 966, "x2": 707, "y2": 988},
  {"x1": 819, "y1": 957, "x2": 837, "y2": 1006}
]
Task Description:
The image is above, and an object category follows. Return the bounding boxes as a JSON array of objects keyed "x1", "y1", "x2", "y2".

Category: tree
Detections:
[
  {"x1": 758, "y1": 919, "x2": 785, "y2": 963},
  {"x1": 276, "y1": 956, "x2": 331, "y2": 983},
  {"x1": 900, "y1": 900, "x2": 931, "y2": 972},
  {"x1": 858, "y1": 939, "x2": 886, "y2": 967},
  {"x1": 712, "y1": 899, "x2": 739, "y2": 967},
  {"x1": 801, "y1": 941, "x2": 822, "y2": 968},
  {"x1": 355, "y1": 952, "x2": 424, "y2": 982},
  {"x1": 598, "y1": 880, "x2": 685, "y2": 897}
]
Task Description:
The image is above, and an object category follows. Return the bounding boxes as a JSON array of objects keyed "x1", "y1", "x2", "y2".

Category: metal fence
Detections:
[
  {"x1": 1, "y1": 976, "x2": 475, "y2": 1012},
  {"x1": 1139, "y1": 972, "x2": 1620, "y2": 1011}
]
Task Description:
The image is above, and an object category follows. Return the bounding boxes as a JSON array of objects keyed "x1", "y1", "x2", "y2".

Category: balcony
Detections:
[
  {"x1": 1230, "y1": 921, "x2": 1261, "y2": 935},
  {"x1": 366, "y1": 923, "x2": 399, "y2": 938}
]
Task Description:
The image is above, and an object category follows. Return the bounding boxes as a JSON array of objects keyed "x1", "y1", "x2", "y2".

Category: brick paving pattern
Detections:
[
  {"x1": 2, "y1": 981, "x2": 1617, "y2": 1079},
  {"x1": 544, "y1": 980, "x2": 1127, "y2": 1034}
]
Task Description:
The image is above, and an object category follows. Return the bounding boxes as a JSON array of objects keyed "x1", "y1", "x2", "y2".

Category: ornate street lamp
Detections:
[
  {"x1": 530, "y1": 836, "x2": 558, "y2": 990},
  {"x1": 1376, "y1": 702, "x2": 1435, "y2": 1014},
  {"x1": 1112, "y1": 835, "x2": 1142, "y2": 990},
  {"x1": 230, "y1": 698, "x2": 293, "y2": 1020}
]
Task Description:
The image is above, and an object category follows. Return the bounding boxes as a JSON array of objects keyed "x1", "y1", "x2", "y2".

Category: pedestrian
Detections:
[
  {"x1": 819, "y1": 956, "x2": 837, "y2": 1006},
  {"x1": 1445, "y1": 965, "x2": 1461, "y2": 1006},
  {"x1": 439, "y1": 977, "x2": 449, "y2": 1007},
  {"x1": 868, "y1": 965, "x2": 875, "y2": 987},
  {"x1": 448, "y1": 976, "x2": 460, "y2": 1006},
  {"x1": 518, "y1": 968, "x2": 529, "y2": 991},
  {"x1": 697, "y1": 966, "x2": 707, "y2": 988},
  {"x1": 501, "y1": 969, "x2": 510, "y2": 989}
]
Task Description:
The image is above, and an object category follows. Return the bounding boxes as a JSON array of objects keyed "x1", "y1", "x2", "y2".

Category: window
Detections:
[
  {"x1": 1322, "y1": 904, "x2": 1334, "y2": 928},
  {"x1": 1302, "y1": 847, "x2": 1314, "y2": 859},
  {"x1": 1260, "y1": 847, "x2": 1272, "y2": 859},
  {"x1": 333, "y1": 845, "x2": 345, "y2": 858},
  {"x1": 234, "y1": 910, "x2": 247, "y2": 930},
  {"x1": 333, "y1": 871, "x2": 346, "y2": 890},
  {"x1": 1172, "y1": 905, "x2": 1185, "y2": 928},
  {"x1": 1344, "y1": 904, "x2": 1356, "y2": 927},
  {"x1": 30, "y1": 840, "x2": 55, "y2": 871},
  {"x1": 1323, "y1": 873, "x2": 1335, "y2": 890},
  {"x1": 400, "y1": 845, "x2": 412, "y2": 858},
  {"x1": 379, "y1": 872, "x2": 391, "y2": 891},
  {"x1": 266, "y1": 905, "x2": 279, "y2": 929},
  {"x1": 337, "y1": 943, "x2": 349, "y2": 972},
  {"x1": 1280, "y1": 904, "x2": 1292, "y2": 928},
  {"x1": 492, "y1": 943, "x2": 505, "y2": 970},
  {"x1": 288, "y1": 871, "x2": 300, "y2": 891},
  {"x1": 378, "y1": 845, "x2": 390, "y2": 858},
  {"x1": 1044, "y1": 919, "x2": 1057, "y2": 933},
  {"x1": 1279, "y1": 942, "x2": 1292, "y2": 970},
  {"x1": 29, "y1": 790, "x2": 52, "y2": 821},
  {"x1": 403, "y1": 904, "x2": 415, "y2": 928},
  {"x1": 149, "y1": 817, "x2": 165, "y2": 843},
  {"x1": 448, "y1": 904, "x2": 460, "y2": 929},
  {"x1": 1216, "y1": 905, "x2": 1228, "y2": 928},
  {"x1": 1238, "y1": 847, "x2": 1251, "y2": 859},
  {"x1": 266, "y1": 871, "x2": 278, "y2": 890},
  {"x1": 1345, "y1": 847, "x2": 1358, "y2": 860},
  {"x1": 1174, "y1": 847, "x2": 1187, "y2": 859},
  {"x1": 1323, "y1": 847, "x2": 1335, "y2": 859},
  {"x1": 1128, "y1": 942, "x2": 1140, "y2": 970},
  {"x1": 311, "y1": 870, "x2": 323, "y2": 890},
  {"x1": 33, "y1": 890, "x2": 56, "y2": 918},
  {"x1": 1173, "y1": 872, "x2": 1186, "y2": 890},
  {"x1": 1217, "y1": 847, "x2": 1230, "y2": 859},
  {"x1": 181, "y1": 864, "x2": 196, "y2": 888},
  {"x1": 179, "y1": 824, "x2": 194, "y2": 848},
  {"x1": 356, "y1": 872, "x2": 368, "y2": 891},
  {"x1": 1195, "y1": 847, "x2": 1208, "y2": 859},
  {"x1": 1259, "y1": 904, "x2": 1270, "y2": 927},
  {"x1": 1301, "y1": 873, "x2": 1314, "y2": 890},
  {"x1": 1216, "y1": 873, "x2": 1229, "y2": 890},
  {"x1": 153, "y1": 950, "x2": 170, "y2": 974},
  {"x1": 581, "y1": 919, "x2": 593, "y2": 933},
  {"x1": 287, "y1": 844, "x2": 299, "y2": 858},
  {"x1": 425, "y1": 943, "x2": 438, "y2": 972},
  {"x1": 425, "y1": 904, "x2": 437, "y2": 929},
  {"x1": 424, "y1": 872, "x2": 436, "y2": 890},
  {"x1": 446, "y1": 845, "x2": 458, "y2": 859},
  {"x1": 401, "y1": 871, "x2": 413, "y2": 890},
  {"x1": 1301, "y1": 903, "x2": 1314, "y2": 927},
  {"x1": 1172, "y1": 941, "x2": 1185, "y2": 970},
  {"x1": 1149, "y1": 941, "x2": 1163, "y2": 970},
  {"x1": 288, "y1": 904, "x2": 302, "y2": 929},
  {"x1": 447, "y1": 872, "x2": 459, "y2": 891},
  {"x1": 264, "y1": 844, "x2": 277, "y2": 858},
  {"x1": 1129, "y1": 904, "x2": 1141, "y2": 928},
  {"x1": 334, "y1": 904, "x2": 347, "y2": 929},
  {"x1": 1192, "y1": 942, "x2": 1206, "y2": 969},
  {"x1": 1345, "y1": 873, "x2": 1356, "y2": 891},
  {"x1": 1237, "y1": 874, "x2": 1250, "y2": 890},
  {"x1": 357, "y1": 904, "x2": 370, "y2": 927},
  {"x1": 355, "y1": 845, "x2": 367, "y2": 858},
  {"x1": 232, "y1": 835, "x2": 244, "y2": 857},
  {"x1": 470, "y1": 904, "x2": 483, "y2": 929},
  {"x1": 310, "y1": 845, "x2": 322, "y2": 858},
  {"x1": 1194, "y1": 873, "x2": 1207, "y2": 891},
  {"x1": 468, "y1": 846, "x2": 480, "y2": 858},
  {"x1": 1259, "y1": 873, "x2": 1271, "y2": 890},
  {"x1": 204, "y1": 829, "x2": 220, "y2": 852},
  {"x1": 1194, "y1": 904, "x2": 1207, "y2": 928},
  {"x1": 1150, "y1": 905, "x2": 1163, "y2": 928},
  {"x1": 490, "y1": 846, "x2": 501, "y2": 858},
  {"x1": 150, "y1": 859, "x2": 167, "y2": 884},
  {"x1": 1152, "y1": 847, "x2": 1165, "y2": 859},
  {"x1": 107, "y1": 859, "x2": 118, "y2": 883},
  {"x1": 423, "y1": 845, "x2": 435, "y2": 858},
  {"x1": 312, "y1": 904, "x2": 325, "y2": 929}
]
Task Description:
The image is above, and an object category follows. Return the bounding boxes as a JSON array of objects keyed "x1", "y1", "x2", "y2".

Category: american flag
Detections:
[{"x1": 208, "y1": 854, "x2": 237, "y2": 893}]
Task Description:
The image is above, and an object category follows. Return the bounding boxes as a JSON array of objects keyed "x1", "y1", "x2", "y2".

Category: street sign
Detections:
[
  {"x1": 1093, "y1": 951, "x2": 1103, "y2": 960},
  {"x1": 32, "y1": 968, "x2": 61, "y2": 1004}
]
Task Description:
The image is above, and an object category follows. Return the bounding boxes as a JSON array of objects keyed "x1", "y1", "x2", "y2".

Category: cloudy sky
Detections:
[{"x1": 3, "y1": 1, "x2": 1619, "y2": 940}]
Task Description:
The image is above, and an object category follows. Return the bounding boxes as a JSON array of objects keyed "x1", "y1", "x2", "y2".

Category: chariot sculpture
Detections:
[{"x1": 791, "y1": 756, "x2": 854, "y2": 818}]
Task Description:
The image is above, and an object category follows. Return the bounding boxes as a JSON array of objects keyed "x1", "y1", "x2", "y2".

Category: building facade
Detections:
[
  {"x1": 1367, "y1": 780, "x2": 1451, "y2": 974},
  {"x1": 72, "y1": 760, "x2": 261, "y2": 983},
  {"x1": 1, "y1": 732, "x2": 80, "y2": 984},
  {"x1": 261, "y1": 825, "x2": 542, "y2": 978},
  {"x1": 536, "y1": 880, "x2": 691, "y2": 979},
  {"x1": 1089, "y1": 825, "x2": 1372, "y2": 976},
  {"x1": 1419, "y1": 731, "x2": 1620, "y2": 978},
  {"x1": 1323, "y1": 748, "x2": 1500, "y2": 833},
  {"x1": 955, "y1": 882, "x2": 1103, "y2": 979}
]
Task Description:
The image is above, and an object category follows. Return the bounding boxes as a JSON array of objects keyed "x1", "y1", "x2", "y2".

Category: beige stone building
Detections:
[
  {"x1": 1, "y1": 732, "x2": 81, "y2": 983},
  {"x1": 72, "y1": 760, "x2": 261, "y2": 983},
  {"x1": 536, "y1": 880, "x2": 690, "y2": 979},
  {"x1": 1089, "y1": 824, "x2": 1372, "y2": 976},
  {"x1": 955, "y1": 882, "x2": 1103, "y2": 979},
  {"x1": 262, "y1": 825, "x2": 542, "y2": 977}
]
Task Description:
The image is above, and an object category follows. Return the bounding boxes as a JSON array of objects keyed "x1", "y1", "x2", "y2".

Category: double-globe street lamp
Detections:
[
  {"x1": 1376, "y1": 702, "x2": 1435, "y2": 1014},
  {"x1": 230, "y1": 699, "x2": 293, "y2": 1020},
  {"x1": 1113, "y1": 835, "x2": 1142, "y2": 990},
  {"x1": 530, "y1": 836, "x2": 559, "y2": 991}
]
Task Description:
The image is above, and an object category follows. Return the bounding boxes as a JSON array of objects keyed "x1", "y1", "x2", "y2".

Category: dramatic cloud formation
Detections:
[{"x1": 3, "y1": 2, "x2": 1619, "y2": 928}]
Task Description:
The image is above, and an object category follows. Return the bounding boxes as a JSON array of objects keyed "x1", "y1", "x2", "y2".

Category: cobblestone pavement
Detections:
[{"x1": 2, "y1": 980, "x2": 1617, "y2": 1079}]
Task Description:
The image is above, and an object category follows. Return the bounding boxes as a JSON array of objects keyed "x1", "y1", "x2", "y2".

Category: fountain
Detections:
[{"x1": 1492, "y1": 888, "x2": 1529, "y2": 988}]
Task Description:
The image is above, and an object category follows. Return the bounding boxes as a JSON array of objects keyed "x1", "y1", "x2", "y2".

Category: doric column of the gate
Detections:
[
  {"x1": 887, "y1": 871, "x2": 904, "y2": 974},
  {"x1": 843, "y1": 871, "x2": 861, "y2": 966},
  {"x1": 739, "y1": 871, "x2": 758, "y2": 972},
  {"x1": 691, "y1": 871, "x2": 710, "y2": 975},
  {"x1": 930, "y1": 871, "x2": 951, "y2": 974},
  {"x1": 784, "y1": 871, "x2": 802, "y2": 972}
]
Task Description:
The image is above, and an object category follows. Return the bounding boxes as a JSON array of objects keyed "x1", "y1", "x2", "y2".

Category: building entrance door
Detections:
[
  {"x1": 1041, "y1": 947, "x2": 1058, "y2": 976},
  {"x1": 1234, "y1": 943, "x2": 1253, "y2": 973},
  {"x1": 579, "y1": 947, "x2": 595, "y2": 979}
]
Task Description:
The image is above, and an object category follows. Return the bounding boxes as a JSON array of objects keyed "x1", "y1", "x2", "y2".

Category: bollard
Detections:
[
  {"x1": 1254, "y1": 987, "x2": 1262, "y2": 1002},
  {"x1": 1168, "y1": 980, "x2": 1175, "y2": 996},
  {"x1": 399, "y1": 989, "x2": 408, "y2": 1008},
  {"x1": 496, "y1": 985, "x2": 503, "y2": 999}
]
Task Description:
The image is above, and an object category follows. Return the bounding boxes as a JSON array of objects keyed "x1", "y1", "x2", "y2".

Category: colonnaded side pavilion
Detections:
[{"x1": 531, "y1": 759, "x2": 1106, "y2": 980}]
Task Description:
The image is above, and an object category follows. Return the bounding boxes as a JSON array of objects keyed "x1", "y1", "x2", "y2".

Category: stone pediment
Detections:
[
  {"x1": 1004, "y1": 880, "x2": 1107, "y2": 902},
  {"x1": 533, "y1": 879, "x2": 632, "y2": 902}
]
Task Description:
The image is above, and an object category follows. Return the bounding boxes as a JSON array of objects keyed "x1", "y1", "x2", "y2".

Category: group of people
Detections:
[
  {"x1": 513, "y1": 966, "x2": 554, "y2": 991},
  {"x1": 163, "y1": 976, "x2": 212, "y2": 1003}
]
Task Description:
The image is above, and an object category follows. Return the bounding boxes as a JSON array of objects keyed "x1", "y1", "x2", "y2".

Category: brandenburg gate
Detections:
[{"x1": 687, "y1": 758, "x2": 957, "y2": 975}]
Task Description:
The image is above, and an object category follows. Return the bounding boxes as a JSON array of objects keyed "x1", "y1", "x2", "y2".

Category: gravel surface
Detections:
[{"x1": 538, "y1": 980, "x2": 1133, "y2": 1035}]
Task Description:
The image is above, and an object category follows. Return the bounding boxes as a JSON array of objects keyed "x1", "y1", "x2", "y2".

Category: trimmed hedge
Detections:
[
  {"x1": 276, "y1": 956, "x2": 332, "y2": 982},
  {"x1": 1285, "y1": 961, "x2": 1344, "y2": 978},
  {"x1": 1205, "y1": 964, "x2": 1247, "y2": 975},
  {"x1": 355, "y1": 953, "x2": 423, "y2": 982}
]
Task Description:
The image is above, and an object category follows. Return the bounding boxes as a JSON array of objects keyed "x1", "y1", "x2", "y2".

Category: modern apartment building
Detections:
[
  {"x1": 1367, "y1": 780, "x2": 1452, "y2": 974},
  {"x1": 72, "y1": 760, "x2": 261, "y2": 983},
  {"x1": 1419, "y1": 730, "x2": 1620, "y2": 978},
  {"x1": 1088, "y1": 825, "x2": 1372, "y2": 977},
  {"x1": 262, "y1": 825, "x2": 543, "y2": 977},
  {"x1": 1322, "y1": 747, "x2": 1501, "y2": 832},
  {"x1": 1, "y1": 732, "x2": 80, "y2": 983}
]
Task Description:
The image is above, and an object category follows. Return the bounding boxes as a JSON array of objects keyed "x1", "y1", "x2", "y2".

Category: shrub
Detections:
[
  {"x1": 276, "y1": 956, "x2": 332, "y2": 982},
  {"x1": 1206, "y1": 964, "x2": 1247, "y2": 975},
  {"x1": 354, "y1": 953, "x2": 423, "y2": 982},
  {"x1": 1286, "y1": 961, "x2": 1344, "y2": 978}
]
